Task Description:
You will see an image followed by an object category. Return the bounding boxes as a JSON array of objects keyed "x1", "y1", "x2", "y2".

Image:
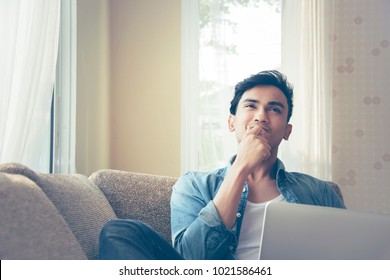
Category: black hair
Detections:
[{"x1": 229, "y1": 70, "x2": 294, "y2": 122}]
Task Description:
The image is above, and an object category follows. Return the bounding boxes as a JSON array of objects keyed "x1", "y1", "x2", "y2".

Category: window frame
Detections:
[{"x1": 51, "y1": 0, "x2": 77, "y2": 174}]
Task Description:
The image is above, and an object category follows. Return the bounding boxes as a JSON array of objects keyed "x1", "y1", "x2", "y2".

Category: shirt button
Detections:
[
  {"x1": 242, "y1": 187, "x2": 246, "y2": 192},
  {"x1": 229, "y1": 246, "x2": 234, "y2": 251},
  {"x1": 236, "y1": 212, "x2": 241, "y2": 218}
]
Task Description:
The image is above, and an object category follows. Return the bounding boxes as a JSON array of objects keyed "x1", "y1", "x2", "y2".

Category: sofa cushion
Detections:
[
  {"x1": 90, "y1": 169, "x2": 177, "y2": 244},
  {"x1": 0, "y1": 173, "x2": 87, "y2": 259},
  {"x1": 0, "y1": 163, "x2": 117, "y2": 260}
]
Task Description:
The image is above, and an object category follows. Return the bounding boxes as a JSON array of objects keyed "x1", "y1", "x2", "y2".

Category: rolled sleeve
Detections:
[{"x1": 171, "y1": 172, "x2": 236, "y2": 259}]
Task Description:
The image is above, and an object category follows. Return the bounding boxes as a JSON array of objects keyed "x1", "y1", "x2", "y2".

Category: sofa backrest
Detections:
[
  {"x1": 90, "y1": 169, "x2": 345, "y2": 246},
  {"x1": 90, "y1": 169, "x2": 177, "y2": 244}
]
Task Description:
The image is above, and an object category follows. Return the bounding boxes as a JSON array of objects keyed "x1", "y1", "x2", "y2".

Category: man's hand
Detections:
[{"x1": 235, "y1": 122, "x2": 271, "y2": 174}]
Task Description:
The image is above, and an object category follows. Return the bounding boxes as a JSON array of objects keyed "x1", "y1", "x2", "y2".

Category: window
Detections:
[{"x1": 182, "y1": 0, "x2": 281, "y2": 172}]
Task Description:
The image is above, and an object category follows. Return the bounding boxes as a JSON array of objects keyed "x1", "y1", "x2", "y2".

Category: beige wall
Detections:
[{"x1": 76, "y1": 0, "x2": 181, "y2": 177}]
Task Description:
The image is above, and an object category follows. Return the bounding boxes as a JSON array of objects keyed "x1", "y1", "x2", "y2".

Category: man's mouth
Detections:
[
  {"x1": 247, "y1": 123, "x2": 271, "y2": 134},
  {"x1": 260, "y1": 126, "x2": 271, "y2": 133}
]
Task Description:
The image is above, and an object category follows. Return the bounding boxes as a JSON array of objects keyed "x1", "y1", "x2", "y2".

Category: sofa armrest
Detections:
[
  {"x1": 0, "y1": 172, "x2": 87, "y2": 259},
  {"x1": 0, "y1": 162, "x2": 117, "y2": 260},
  {"x1": 90, "y1": 169, "x2": 177, "y2": 244}
]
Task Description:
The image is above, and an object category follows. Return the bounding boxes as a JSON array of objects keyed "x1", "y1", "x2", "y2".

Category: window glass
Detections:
[{"x1": 198, "y1": 0, "x2": 281, "y2": 171}]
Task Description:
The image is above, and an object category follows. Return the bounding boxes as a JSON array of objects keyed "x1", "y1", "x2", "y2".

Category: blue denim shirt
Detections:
[{"x1": 170, "y1": 158, "x2": 346, "y2": 260}]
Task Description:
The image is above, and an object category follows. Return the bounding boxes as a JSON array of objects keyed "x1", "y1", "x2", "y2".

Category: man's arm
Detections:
[
  {"x1": 170, "y1": 173, "x2": 236, "y2": 260},
  {"x1": 213, "y1": 124, "x2": 270, "y2": 228},
  {"x1": 170, "y1": 124, "x2": 271, "y2": 259}
]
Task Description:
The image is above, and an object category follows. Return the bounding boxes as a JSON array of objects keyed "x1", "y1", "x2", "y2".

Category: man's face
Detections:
[{"x1": 228, "y1": 85, "x2": 292, "y2": 150}]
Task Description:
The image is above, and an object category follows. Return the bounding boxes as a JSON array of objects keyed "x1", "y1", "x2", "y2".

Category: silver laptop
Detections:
[{"x1": 258, "y1": 201, "x2": 390, "y2": 259}]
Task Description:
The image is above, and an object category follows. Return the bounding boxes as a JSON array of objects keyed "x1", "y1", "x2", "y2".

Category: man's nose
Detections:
[{"x1": 254, "y1": 109, "x2": 268, "y2": 123}]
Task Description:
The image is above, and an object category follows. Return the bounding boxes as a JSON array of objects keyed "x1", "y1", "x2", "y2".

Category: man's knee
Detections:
[{"x1": 100, "y1": 219, "x2": 148, "y2": 241}]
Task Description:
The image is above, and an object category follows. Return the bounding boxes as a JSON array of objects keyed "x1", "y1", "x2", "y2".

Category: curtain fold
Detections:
[
  {"x1": 0, "y1": 0, "x2": 60, "y2": 172},
  {"x1": 280, "y1": 0, "x2": 334, "y2": 180}
]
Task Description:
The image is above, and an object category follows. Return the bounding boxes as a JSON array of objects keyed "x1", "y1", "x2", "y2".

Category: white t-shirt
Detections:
[{"x1": 234, "y1": 194, "x2": 285, "y2": 260}]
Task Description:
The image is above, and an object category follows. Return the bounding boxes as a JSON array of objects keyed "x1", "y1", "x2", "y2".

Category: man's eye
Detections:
[
  {"x1": 269, "y1": 107, "x2": 281, "y2": 113},
  {"x1": 245, "y1": 104, "x2": 256, "y2": 109}
]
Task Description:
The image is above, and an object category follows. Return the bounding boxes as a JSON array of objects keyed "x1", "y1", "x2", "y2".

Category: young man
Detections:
[{"x1": 99, "y1": 70, "x2": 345, "y2": 260}]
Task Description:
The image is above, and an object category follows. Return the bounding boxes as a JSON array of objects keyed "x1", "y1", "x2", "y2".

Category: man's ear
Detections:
[
  {"x1": 283, "y1": 124, "x2": 292, "y2": 140},
  {"x1": 228, "y1": 115, "x2": 236, "y2": 132}
]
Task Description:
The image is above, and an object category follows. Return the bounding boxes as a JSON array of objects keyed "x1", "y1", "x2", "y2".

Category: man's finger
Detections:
[{"x1": 246, "y1": 123, "x2": 261, "y2": 134}]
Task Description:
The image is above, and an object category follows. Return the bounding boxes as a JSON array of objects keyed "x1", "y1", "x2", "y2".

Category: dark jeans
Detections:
[{"x1": 99, "y1": 219, "x2": 184, "y2": 260}]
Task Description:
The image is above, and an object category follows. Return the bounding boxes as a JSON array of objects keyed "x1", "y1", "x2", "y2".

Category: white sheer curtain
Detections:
[
  {"x1": 0, "y1": 0, "x2": 60, "y2": 172},
  {"x1": 279, "y1": 0, "x2": 334, "y2": 180}
]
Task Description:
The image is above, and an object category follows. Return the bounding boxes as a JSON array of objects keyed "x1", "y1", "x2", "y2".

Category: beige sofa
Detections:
[
  {"x1": 0, "y1": 162, "x2": 344, "y2": 260},
  {"x1": 0, "y1": 163, "x2": 176, "y2": 260}
]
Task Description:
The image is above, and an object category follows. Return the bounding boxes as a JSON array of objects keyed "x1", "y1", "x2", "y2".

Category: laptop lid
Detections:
[{"x1": 258, "y1": 202, "x2": 390, "y2": 260}]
